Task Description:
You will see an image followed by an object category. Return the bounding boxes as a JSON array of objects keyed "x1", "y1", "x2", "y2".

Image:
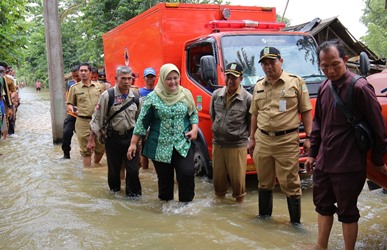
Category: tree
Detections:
[
  {"x1": 0, "y1": 0, "x2": 29, "y2": 66},
  {"x1": 17, "y1": 0, "x2": 274, "y2": 86},
  {"x1": 361, "y1": 0, "x2": 387, "y2": 58}
]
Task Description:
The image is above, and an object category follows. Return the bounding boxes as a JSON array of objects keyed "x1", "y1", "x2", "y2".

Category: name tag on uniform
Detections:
[{"x1": 279, "y1": 99, "x2": 286, "y2": 112}]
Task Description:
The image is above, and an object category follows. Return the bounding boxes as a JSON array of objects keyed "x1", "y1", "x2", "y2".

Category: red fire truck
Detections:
[{"x1": 102, "y1": 3, "x2": 327, "y2": 178}]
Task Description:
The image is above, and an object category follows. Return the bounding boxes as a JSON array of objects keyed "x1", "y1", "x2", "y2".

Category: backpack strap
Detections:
[
  {"x1": 132, "y1": 89, "x2": 139, "y2": 107},
  {"x1": 346, "y1": 75, "x2": 364, "y2": 111},
  {"x1": 107, "y1": 88, "x2": 115, "y2": 117},
  {"x1": 329, "y1": 75, "x2": 365, "y2": 125},
  {"x1": 103, "y1": 88, "x2": 139, "y2": 127}
]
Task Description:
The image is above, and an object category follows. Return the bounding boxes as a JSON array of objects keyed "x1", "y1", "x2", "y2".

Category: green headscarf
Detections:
[{"x1": 154, "y1": 63, "x2": 196, "y2": 115}]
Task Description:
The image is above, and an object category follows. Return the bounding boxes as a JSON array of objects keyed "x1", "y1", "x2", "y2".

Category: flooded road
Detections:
[{"x1": 0, "y1": 87, "x2": 386, "y2": 249}]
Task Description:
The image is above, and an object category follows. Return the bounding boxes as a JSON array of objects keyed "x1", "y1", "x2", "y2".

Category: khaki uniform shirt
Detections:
[
  {"x1": 250, "y1": 70, "x2": 312, "y2": 132},
  {"x1": 5, "y1": 75, "x2": 16, "y2": 93},
  {"x1": 67, "y1": 81, "x2": 104, "y2": 117},
  {"x1": 90, "y1": 86, "x2": 139, "y2": 134}
]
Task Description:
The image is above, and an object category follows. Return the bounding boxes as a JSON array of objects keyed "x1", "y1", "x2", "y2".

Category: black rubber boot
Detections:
[
  {"x1": 287, "y1": 197, "x2": 301, "y2": 224},
  {"x1": 258, "y1": 189, "x2": 273, "y2": 218},
  {"x1": 61, "y1": 151, "x2": 70, "y2": 159}
]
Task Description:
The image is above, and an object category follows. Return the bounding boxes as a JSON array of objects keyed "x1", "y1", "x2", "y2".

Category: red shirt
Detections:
[{"x1": 309, "y1": 70, "x2": 386, "y2": 173}]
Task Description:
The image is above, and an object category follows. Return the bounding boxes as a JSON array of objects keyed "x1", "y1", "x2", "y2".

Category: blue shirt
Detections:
[
  {"x1": 133, "y1": 91, "x2": 198, "y2": 163},
  {"x1": 139, "y1": 87, "x2": 153, "y2": 97}
]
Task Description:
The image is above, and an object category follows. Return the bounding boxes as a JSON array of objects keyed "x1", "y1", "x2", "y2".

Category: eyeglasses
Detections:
[{"x1": 145, "y1": 75, "x2": 156, "y2": 78}]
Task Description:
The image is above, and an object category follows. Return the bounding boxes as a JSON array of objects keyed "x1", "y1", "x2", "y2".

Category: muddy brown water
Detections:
[{"x1": 0, "y1": 87, "x2": 386, "y2": 249}]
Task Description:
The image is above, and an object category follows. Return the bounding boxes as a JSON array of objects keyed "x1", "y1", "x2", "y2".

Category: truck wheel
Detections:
[{"x1": 193, "y1": 143, "x2": 211, "y2": 178}]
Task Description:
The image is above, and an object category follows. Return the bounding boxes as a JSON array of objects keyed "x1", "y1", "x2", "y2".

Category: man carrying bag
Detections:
[
  {"x1": 305, "y1": 39, "x2": 387, "y2": 250},
  {"x1": 88, "y1": 66, "x2": 141, "y2": 198}
]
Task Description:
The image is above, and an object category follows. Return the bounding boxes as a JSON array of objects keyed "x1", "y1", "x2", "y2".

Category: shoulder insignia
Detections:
[{"x1": 287, "y1": 73, "x2": 300, "y2": 79}]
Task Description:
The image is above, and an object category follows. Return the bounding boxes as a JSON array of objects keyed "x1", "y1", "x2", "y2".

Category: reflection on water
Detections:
[{"x1": 0, "y1": 88, "x2": 386, "y2": 249}]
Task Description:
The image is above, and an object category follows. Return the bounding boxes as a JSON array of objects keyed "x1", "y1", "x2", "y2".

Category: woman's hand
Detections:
[
  {"x1": 185, "y1": 124, "x2": 198, "y2": 141},
  {"x1": 127, "y1": 143, "x2": 137, "y2": 160}
]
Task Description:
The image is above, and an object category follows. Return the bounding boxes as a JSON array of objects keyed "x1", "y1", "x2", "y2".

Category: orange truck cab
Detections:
[{"x1": 102, "y1": 3, "x2": 326, "y2": 178}]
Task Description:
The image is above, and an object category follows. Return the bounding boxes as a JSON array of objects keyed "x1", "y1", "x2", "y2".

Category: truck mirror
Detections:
[
  {"x1": 200, "y1": 55, "x2": 218, "y2": 88},
  {"x1": 359, "y1": 51, "x2": 370, "y2": 76}
]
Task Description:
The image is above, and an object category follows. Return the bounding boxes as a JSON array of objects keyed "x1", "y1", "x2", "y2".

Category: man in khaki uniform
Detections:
[
  {"x1": 67, "y1": 62, "x2": 105, "y2": 167},
  {"x1": 248, "y1": 47, "x2": 312, "y2": 224}
]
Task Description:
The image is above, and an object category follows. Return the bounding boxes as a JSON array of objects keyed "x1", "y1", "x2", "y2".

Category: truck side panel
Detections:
[{"x1": 103, "y1": 3, "x2": 276, "y2": 86}]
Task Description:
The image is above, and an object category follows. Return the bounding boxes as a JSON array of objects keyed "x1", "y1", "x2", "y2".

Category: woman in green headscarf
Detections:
[{"x1": 128, "y1": 63, "x2": 198, "y2": 202}]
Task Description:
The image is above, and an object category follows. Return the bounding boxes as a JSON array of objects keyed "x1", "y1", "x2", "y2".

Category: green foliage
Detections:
[
  {"x1": 17, "y1": 1, "x2": 49, "y2": 87},
  {"x1": 0, "y1": 0, "x2": 29, "y2": 66},
  {"x1": 361, "y1": 0, "x2": 387, "y2": 58},
  {"x1": 7, "y1": 0, "x2": 340, "y2": 88}
]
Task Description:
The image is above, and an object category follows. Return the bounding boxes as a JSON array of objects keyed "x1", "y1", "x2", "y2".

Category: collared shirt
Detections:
[
  {"x1": 133, "y1": 91, "x2": 198, "y2": 164},
  {"x1": 250, "y1": 71, "x2": 312, "y2": 132},
  {"x1": 309, "y1": 70, "x2": 387, "y2": 172},
  {"x1": 226, "y1": 85, "x2": 241, "y2": 108},
  {"x1": 67, "y1": 81, "x2": 104, "y2": 117},
  {"x1": 90, "y1": 86, "x2": 139, "y2": 134}
]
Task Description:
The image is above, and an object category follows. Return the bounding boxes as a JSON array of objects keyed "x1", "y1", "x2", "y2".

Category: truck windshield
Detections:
[{"x1": 221, "y1": 34, "x2": 326, "y2": 96}]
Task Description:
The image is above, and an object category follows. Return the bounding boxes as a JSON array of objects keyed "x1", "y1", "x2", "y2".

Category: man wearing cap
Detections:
[
  {"x1": 138, "y1": 67, "x2": 157, "y2": 169},
  {"x1": 98, "y1": 69, "x2": 111, "y2": 89},
  {"x1": 248, "y1": 47, "x2": 312, "y2": 224},
  {"x1": 139, "y1": 67, "x2": 156, "y2": 97},
  {"x1": 210, "y1": 62, "x2": 252, "y2": 203}
]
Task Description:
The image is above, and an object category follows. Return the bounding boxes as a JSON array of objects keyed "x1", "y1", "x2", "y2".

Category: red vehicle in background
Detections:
[{"x1": 360, "y1": 54, "x2": 387, "y2": 190}]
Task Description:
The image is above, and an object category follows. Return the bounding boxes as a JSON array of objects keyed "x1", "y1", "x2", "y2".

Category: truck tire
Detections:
[{"x1": 193, "y1": 141, "x2": 212, "y2": 179}]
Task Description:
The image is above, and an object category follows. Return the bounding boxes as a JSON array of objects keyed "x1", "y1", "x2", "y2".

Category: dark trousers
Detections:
[
  {"x1": 153, "y1": 147, "x2": 195, "y2": 202},
  {"x1": 61, "y1": 114, "x2": 76, "y2": 153},
  {"x1": 105, "y1": 131, "x2": 141, "y2": 196},
  {"x1": 8, "y1": 116, "x2": 15, "y2": 135}
]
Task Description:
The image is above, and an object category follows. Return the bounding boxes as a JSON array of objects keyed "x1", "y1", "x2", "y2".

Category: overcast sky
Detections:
[{"x1": 229, "y1": 0, "x2": 367, "y2": 40}]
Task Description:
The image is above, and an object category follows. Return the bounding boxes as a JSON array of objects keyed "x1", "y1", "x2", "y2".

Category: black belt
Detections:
[
  {"x1": 111, "y1": 129, "x2": 134, "y2": 136},
  {"x1": 78, "y1": 115, "x2": 92, "y2": 119},
  {"x1": 260, "y1": 127, "x2": 298, "y2": 136}
]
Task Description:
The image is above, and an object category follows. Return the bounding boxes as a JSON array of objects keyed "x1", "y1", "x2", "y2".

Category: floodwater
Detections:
[{"x1": 0, "y1": 87, "x2": 386, "y2": 250}]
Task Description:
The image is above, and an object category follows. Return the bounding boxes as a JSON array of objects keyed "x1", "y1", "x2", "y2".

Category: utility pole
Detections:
[
  {"x1": 43, "y1": 0, "x2": 66, "y2": 144},
  {"x1": 281, "y1": 0, "x2": 290, "y2": 23}
]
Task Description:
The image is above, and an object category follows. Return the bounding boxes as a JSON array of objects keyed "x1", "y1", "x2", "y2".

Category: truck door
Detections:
[
  {"x1": 186, "y1": 40, "x2": 218, "y2": 93},
  {"x1": 184, "y1": 39, "x2": 218, "y2": 178}
]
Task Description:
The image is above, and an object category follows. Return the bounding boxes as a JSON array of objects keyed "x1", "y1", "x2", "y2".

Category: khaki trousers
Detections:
[
  {"x1": 253, "y1": 131, "x2": 301, "y2": 197},
  {"x1": 212, "y1": 144, "x2": 247, "y2": 198},
  {"x1": 75, "y1": 118, "x2": 105, "y2": 157}
]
